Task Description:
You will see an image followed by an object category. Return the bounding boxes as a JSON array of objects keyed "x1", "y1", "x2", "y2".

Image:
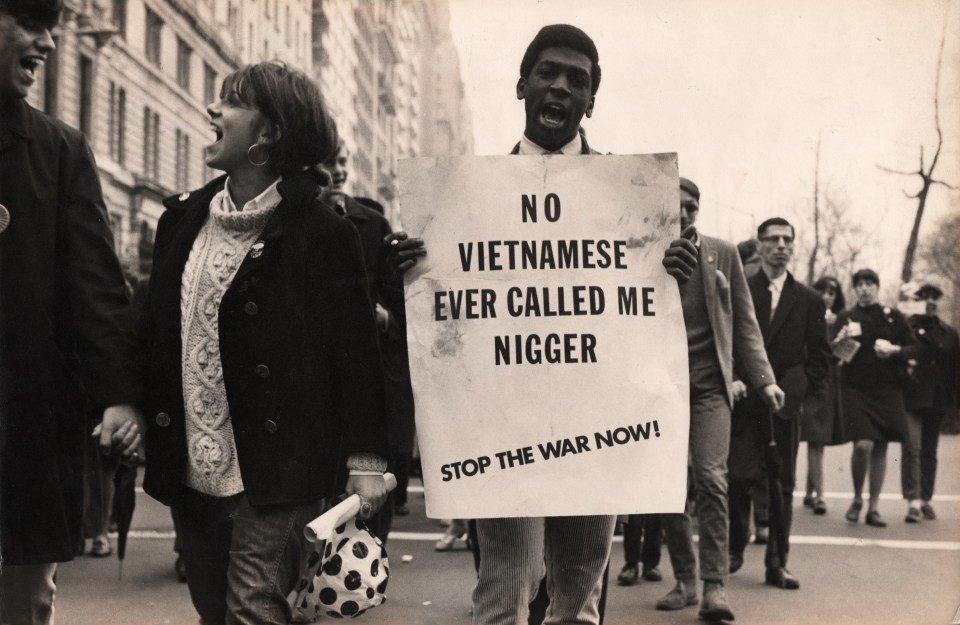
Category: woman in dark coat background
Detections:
[
  {"x1": 834, "y1": 269, "x2": 918, "y2": 528},
  {"x1": 801, "y1": 276, "x2": 846, "y2": 515},
  {"x1": 139, "y1": 62, "x2": 389, "y2": 625}
]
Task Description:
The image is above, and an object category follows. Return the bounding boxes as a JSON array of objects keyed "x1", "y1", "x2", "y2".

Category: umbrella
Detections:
[
  {"x1": 113, "y1": 461, "x2": 137, "y2": 579},
  {"x1": 763, "y1": 407, "x2": 789, "y2": 570}
]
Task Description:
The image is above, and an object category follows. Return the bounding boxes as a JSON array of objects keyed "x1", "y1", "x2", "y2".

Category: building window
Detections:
[
  {"x1": 145, "y1": 8, "x2": 163, "y2": 66},
  {"x1": 117, "y1": 88, "x2": 127, "y2": 165},
  {"x1": 143, "y1": 107, "x2": 160, "y2": 181},
  {"x1": 43, "y1": 36, "x2": 59, "y2": 116},
  {"x1": 175, "y1": 129, "x2": 190, "y2": 190},
  {"x1": 112, "y1": 0, "x2": 127, "y2": 38},
  {"x1": 79, "y1": 55, "x2": 93, "y2": 138},
  {"x1": 203, "y1": 62, "x2": 217, "y2": 104},
  {"x1": 176, "y1": 38, "x2": 192, "y2": 90},
  {"x1": 109, "y1": 84, "x2": 127, "y2": 165}
]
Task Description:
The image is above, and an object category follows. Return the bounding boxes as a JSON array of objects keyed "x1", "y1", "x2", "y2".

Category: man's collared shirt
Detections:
[
  {"x1": 517, "y1": 132, "x2": 584, "y2": 156},
  {"x1": 768, "y1": 271, "x2": 788, "y2": 319}
]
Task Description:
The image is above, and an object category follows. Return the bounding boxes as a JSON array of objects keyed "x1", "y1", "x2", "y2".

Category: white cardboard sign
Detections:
[{"x1": 398, "y1": 154, "x2": 690, "y2": 518}]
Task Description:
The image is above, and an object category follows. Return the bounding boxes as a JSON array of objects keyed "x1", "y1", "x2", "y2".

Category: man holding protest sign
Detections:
[
  {"x1": 393, "y1": 24, "x2": 698, "y2": 625},
  {"x1": 656, "y1": 178, "x2": 784, "y2": 621}
]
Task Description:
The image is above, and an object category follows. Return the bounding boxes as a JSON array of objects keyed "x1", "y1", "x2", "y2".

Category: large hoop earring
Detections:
[{"x1": 247, "y1": 143, "x2": 270, "y2": 167}]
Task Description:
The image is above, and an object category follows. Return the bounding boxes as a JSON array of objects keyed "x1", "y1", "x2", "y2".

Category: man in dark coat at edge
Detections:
[
  {"x1": 319, "y1": 143, "x2": 416, "y2": 542},
  {"x1": 727, "y1": 217, "x2": 830, "y2": 590},
  {"x1": 0, "y1": 1, "x2": 145, "y2": 622},
  {"x1": 388, "y1": 23, "x2": 699, "y2": 625},
  {"x1": 901, "y1": 282, "x2": 959, "y2": 522}
]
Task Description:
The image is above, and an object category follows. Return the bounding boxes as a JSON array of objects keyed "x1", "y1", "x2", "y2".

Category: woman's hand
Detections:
[
  {"x1": 346, "y1": 474, "x2": 388, "y2": 520},
  {"x1": 874, "y1": 338, "x2": 900, "y2": 359}
]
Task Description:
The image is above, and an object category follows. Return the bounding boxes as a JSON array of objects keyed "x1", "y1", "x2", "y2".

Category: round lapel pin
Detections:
[{"x1": 0, "y1": 204, "x2": 10, "y2": 233}]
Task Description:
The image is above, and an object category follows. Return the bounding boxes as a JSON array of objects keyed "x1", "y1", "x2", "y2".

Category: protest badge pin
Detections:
[
  {"x1": 250, "y1": 241, "x2": 265, "y2": 258},
  {"x1": 0, "y1": 204, "x2": 10, "y2": 233}
]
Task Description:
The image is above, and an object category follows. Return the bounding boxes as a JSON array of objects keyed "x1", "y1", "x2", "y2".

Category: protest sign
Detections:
[{"x1": 398, "y1": 154, "x2": 690, "y2": 518}]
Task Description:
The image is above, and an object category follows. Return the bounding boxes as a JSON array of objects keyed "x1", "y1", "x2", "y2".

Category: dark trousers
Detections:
[
  {"x1": 729, "y1": 412, "x2": 799, "y2": 570},
  {"x1": 621, "y1": 514, "x2": 662, "y2": 570}
]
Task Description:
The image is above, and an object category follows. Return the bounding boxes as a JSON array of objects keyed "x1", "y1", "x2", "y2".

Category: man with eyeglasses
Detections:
[{"x1": 727, "y1": 217, "x2": 830, "y2": 590}]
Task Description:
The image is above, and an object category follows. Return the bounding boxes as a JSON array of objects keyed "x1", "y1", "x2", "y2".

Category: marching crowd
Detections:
[{"x1": 1, "y1": 2, "x2": 956, "y2": 624}]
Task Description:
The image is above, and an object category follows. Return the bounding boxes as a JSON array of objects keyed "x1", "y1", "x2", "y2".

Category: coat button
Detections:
[
  {"x1": 263, "y1": 419, "x2": 278, "y2": 433},
  {"x1": 255, "y1": 364, "x2": 270, "y2": 378},
  {"x1": 250, "y1": 241, "x2": 265, "y2": 258},
  {"x1": 156, "y1": 412, "x2": 171, "y2": 427},
  {"x1": 244, "y1": 301, "x2": 258, "y2": 315}
]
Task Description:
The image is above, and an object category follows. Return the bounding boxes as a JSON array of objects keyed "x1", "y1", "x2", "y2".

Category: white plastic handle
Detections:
[{"x1": 303, "y1": 473, "x2": 397, "y2": 543}]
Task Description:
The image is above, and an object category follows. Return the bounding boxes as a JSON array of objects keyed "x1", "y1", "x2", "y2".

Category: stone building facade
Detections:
[{"x1": 25, "y1": 0, "x2": 472, "y2": 276}]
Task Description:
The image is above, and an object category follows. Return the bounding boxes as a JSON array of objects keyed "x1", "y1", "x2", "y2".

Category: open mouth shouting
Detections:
[
  {"x1": 540, "y1": 102, "x2": 568, "y2": 130},
  {"x1": 19, "y1": 54, "x2": 45, "y2": 82}
]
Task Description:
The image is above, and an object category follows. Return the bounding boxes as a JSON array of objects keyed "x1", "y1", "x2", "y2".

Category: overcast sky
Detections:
[{"x1": 448, "y1": 0, "x2": 960, "y2": 292}]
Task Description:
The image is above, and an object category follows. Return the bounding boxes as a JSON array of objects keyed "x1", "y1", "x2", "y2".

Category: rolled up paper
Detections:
[{"x1": 304, "y1": 473, "x2": 397, "y2": 543}]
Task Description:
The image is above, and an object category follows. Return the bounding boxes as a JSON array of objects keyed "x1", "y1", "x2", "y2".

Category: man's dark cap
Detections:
[
  {"x1": 520, "y1": 24, "x2": 601, "y2": 95},
  {"x1": 0, "y1": 0, "x2": 63, "y2": 29},
  {"x1": 851, "y1": 268, "x2": 880, "y2": 286},
  {"x1": 916, "y1": 283, "x2": 943, "y2": 300},
  {"x1": 679, "y1": 177, "x2": 700, "y2": 202}
]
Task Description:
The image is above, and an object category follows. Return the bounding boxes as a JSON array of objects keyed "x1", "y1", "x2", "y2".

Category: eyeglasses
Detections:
[{"x1": 760, "y1": 234, "x2": 794, "y2": 245}]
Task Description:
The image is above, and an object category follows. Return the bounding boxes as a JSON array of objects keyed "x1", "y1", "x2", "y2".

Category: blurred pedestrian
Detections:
[
  {"x1": 318, "y1": 144, "x2": 416, "y2": 544},
  {"x1": 801, "y1": 276, "x2": 846, "y2": 514},
  {"x1": 657, "y1": 178, "x2": 783, "y2": 622},
  {"x1": 0, "y1": 1, "x2": 144, "y2": 622},
  {"x1": 834, "y1": 269, "x2": 918, "y2": 528},
  {"x1": 138, "y1": 62, "x2": 389, "y2": 625},
  {"x1": 727, "y1": 218, "x2": 830, "y2": 590},
  {"x1": 615, "y1": 515, "x2": 663, "y2": 585},
  {"x1": 901, "y1": 282, "x2": 958, "y2": 523}
]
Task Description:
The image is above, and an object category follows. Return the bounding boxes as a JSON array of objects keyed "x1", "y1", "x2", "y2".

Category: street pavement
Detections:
[{"x1": 57, "y1": 436, "x2": 960, "y2": 625}]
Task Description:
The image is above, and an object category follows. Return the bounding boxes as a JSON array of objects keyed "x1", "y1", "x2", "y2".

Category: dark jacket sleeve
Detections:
[
  {"x1": 804, "y1": 293, "x2": 831, "y2": 392},
  {"x1": 315, "y1": 216, "x2": 389, "y2": 458},
  {"x1": 893, "y1": 308, "x2": 921, "y2": 360},
  {"x1": 61, "y1": 134, "x2": 143, "y2": 409}
]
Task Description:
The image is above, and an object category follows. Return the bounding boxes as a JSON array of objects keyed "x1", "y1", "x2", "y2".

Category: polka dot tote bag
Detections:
[{"x1": 289, "y1": 517, "x2": 389, "y2": 619}]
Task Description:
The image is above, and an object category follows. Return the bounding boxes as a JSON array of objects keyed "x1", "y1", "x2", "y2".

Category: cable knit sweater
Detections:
[{"x1": 180, "y1": 180, "x2": 280, "y2": 496}]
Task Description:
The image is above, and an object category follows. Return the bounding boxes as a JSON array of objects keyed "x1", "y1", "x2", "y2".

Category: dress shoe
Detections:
[
  {"x1": 845, "y1": 499, "x2": 863, "y2": 523},
  {"x1": 802, "y1": 494, "x2": 815, "y2": 508},
  {"x1": 617, "y1": 563, "x2": 639, "y2": 586},
  {"x1": 813, "y1": 498, "x2": 827, "y2": 515},
  {"x1": 394, "y1": 503, "x2": 410, "y2": 516},
  {"x1": 753, "y1": 526, "x2": 768, "y2": 545},
  {"x1": 656, "y1": 579, "x2": 698, "y2": 610},
  {"x1": 89, "y1": 535, "x2": 112, "y2": 558},
  {"x1": 765, "y1": 567, "x2": 800, "y2": 590},
  {"x1": 905, "y1": 507, "x2": 922, "y2": 524},
  {"x1": 729, "y1": 553, "x2": 744, "y2": 574},
  {"x1": 434, "y1": 533, "x2": 465, "y2": 551},
  {"x1": 865, "y1": 510, "x2": 887, "y2": 527},
  {"x1": 921, "y1": 502, "x2": 937, "y2": 520},
  {"x1": 642, "y1": 566, "x2": 663, "y2": 582},
  {"x1": 698, "y1": 581, "x2": 735, "y2": 621}
]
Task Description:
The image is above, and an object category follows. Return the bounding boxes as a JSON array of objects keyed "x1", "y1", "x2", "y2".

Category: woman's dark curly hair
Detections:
[
  {"x1": 812, "y1": 276, "x2": 845, "y2": 313},
  {"x1": 220, "y1": 61, "x2": 338, "y2": 177}
]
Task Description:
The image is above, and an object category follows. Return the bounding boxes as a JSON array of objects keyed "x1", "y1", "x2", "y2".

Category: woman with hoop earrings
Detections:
[{"x1": 138, "y1": 62, "x2": 389, "y2": 625}]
